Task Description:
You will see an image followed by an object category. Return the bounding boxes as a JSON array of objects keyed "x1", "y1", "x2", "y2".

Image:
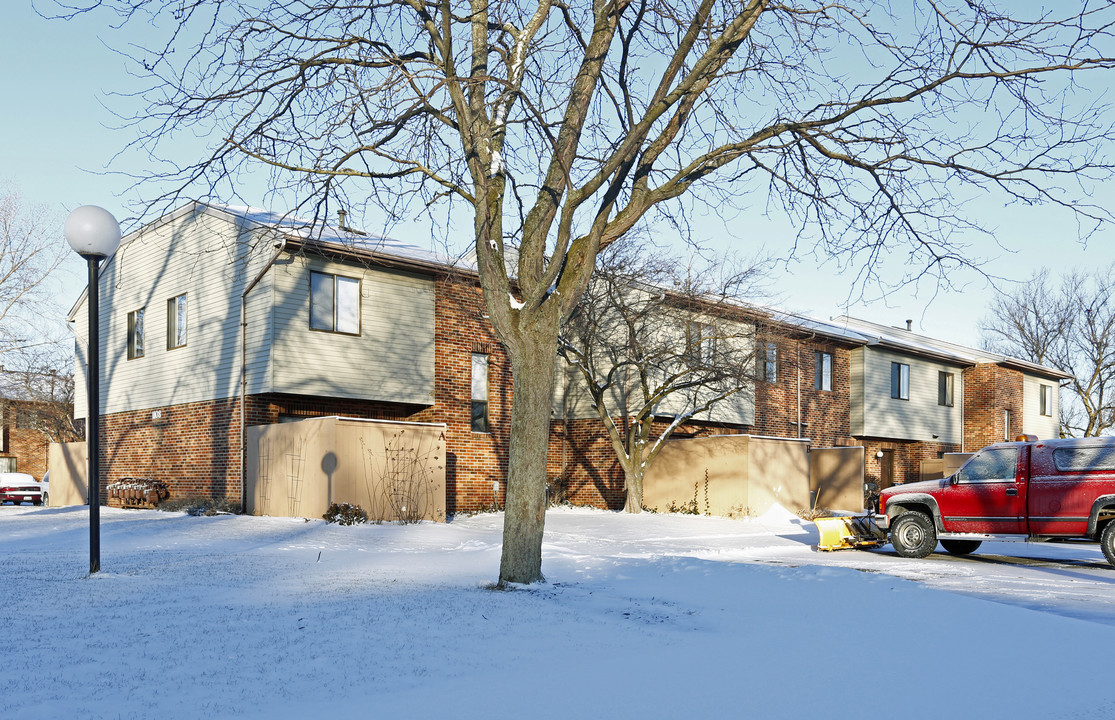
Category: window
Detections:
[
  {"x1": 471, "y1": 353, "x2": 490, "y2": 433},
  {"x1": 127, "y1": 308, "x2": 145, "y2": 359},
  {"x1": 167, "y1": 294, "x2": 188, "y2": 349},
  {"x1": 890, "y1": 362, "x2": 909, "y2": 400},
  {"x1": 1040, "y1": 384, "x2": 1054, "y2": 416},
  {"x1": 1053, "y1": 444, "x2": 1115, "y2": 472},
  {"x1": 814, "y1": 351, "x2": 833, "y2": 391},
  {"x1": 310, "y1": 271, "x2": 361, "y2": 334},
  {"x1": 1003, "y1": 409, "x2": 1012, "y2": 442},
  {"x1": 938, "y1": 371, "x2": 954, "y2": 407},
  {"x1": 15, "y1": 408, "x2": 41, "y2": 429},
  {"x1": 761, "y1": 343, "x2": 778, "y2": 383},
  {"x1": 685, "y1": 322, "x2": 715, "y2": 364},
  {"x1": 956, "y1": 447, "x2": 1019, "y2": 484}
]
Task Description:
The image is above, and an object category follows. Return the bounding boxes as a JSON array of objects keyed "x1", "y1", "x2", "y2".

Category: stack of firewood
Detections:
[{"x1": 106, "y1": 478, "x2": 170, "y2": 509}]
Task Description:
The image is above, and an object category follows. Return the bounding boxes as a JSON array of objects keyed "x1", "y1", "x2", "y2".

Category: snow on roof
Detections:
[
  {"x1": 64, "y1": 202, "x2": 1073, "y2": 381},
  {"x1": 202, "y1": 203, "x2": 460, "y2": 269},
  {"x1": 829, "y1": 315, "x2": 1073, "y2": 379}
]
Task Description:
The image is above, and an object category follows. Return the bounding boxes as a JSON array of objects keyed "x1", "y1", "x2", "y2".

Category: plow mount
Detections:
[{"x1": 814, "y1": 515, "x2": 887, "y2": 551}]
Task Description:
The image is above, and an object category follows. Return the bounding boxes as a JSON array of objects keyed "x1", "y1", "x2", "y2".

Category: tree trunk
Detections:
[
  {"x1": 498, "y1": 322, "x2": 560, "y2": 585},
  {"x1": 624, "y1": 465, "x2": 644, "y2": 513}
]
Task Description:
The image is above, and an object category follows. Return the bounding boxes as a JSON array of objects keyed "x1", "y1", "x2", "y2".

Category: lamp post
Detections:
[{"x1": 65, "y1": 206, "x2": 121, "y2": 575}]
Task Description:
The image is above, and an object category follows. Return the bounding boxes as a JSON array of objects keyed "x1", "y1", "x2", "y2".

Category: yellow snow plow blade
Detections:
[{"x1": 815, "y1": 515, "x2": 886, "y2": 551}]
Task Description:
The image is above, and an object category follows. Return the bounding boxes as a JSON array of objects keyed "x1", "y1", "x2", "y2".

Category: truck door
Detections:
[{"x1": 940, "y1": 445, "x2": 1027, "y2": 535}]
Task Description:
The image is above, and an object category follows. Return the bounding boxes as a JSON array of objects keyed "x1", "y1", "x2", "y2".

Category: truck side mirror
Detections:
[{"x1": 949, "y1": 474, "x2": 959, "y2": 486}]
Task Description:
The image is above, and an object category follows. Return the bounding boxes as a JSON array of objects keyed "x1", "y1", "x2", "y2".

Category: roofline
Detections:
[
  {"x1": 61, "y1": 202, "x2": 1075, "y2": 384},
  {"x1": 832, "y1": 315, "x2": 1074, "y2": 380}
]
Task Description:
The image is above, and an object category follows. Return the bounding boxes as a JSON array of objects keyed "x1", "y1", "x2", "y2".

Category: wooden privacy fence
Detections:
[
  {"x1": 643, "y1": 435, "x2": 813, "y2": 516},
  {"x1": 645, "y1": 436, "x2": 873, "y2": 515},
  {"x1": 47, "y1": 442, "x2": 88, "y2": 507},
  {"x1": 246, "y1": 416, "x2": 447, "y2": 522}
]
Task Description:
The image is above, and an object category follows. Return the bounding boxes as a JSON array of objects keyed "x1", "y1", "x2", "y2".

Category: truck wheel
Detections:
[
  {"x1": 1101, "y1": 522, "x2": 1115, "y2": 569},
  {"x1": 941, "y1": 539, "x2": 981, "y2": 556},
  {"x1": 890, "y1": 511, "x2": 937, "y2": 558}
]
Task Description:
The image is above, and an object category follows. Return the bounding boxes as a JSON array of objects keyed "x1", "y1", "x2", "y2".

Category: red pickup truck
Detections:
[{"x1": 875, "y1": 436, "x2": 1115, "y2": 568}]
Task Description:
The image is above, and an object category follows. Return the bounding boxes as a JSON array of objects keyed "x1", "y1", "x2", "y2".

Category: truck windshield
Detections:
[{"x1": 957, "y1": 447, "x2": 1018, "y2": 483}]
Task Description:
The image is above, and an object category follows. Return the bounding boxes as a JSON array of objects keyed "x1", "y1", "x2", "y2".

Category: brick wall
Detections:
[
  {"x1": 754, "y1": 336, "x2": 856, "y2": 447},
  {"x1": 963, "y1": 363, "x2": 1024, "y2": 450},
  {"x1": 858, "y1": 437, "x2": 962, "y2": 488},
  {"x1": 0, "y1": 400, "x2": 78, "y2": 481},
  {"x1": 411, "y1": 275, "x2": 511, "y2": 513}
]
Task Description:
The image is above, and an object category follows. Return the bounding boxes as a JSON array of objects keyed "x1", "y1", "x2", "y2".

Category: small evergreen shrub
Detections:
[{"x1": 323, "y1": 502, "x2": 369, "y2": 525}]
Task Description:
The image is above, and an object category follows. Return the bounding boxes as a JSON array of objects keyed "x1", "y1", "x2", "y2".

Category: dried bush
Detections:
[
  {"x1": 159, "y1": 494, "x2": 241, "y2": 516},
  {"x1": 323, "y1": 502, "x2": 368, "y2": 526}
]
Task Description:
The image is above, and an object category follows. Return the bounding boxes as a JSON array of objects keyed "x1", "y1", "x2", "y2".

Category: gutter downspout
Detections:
[
  {"x1": 239, "y1": 237, "x2": 288, "y2": 510},
  {"x1": 796, "y1": 340, "x2": 802, "y2": 438}
]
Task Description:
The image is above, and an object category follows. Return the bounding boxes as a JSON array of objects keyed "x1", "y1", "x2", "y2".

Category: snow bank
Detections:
[{"x1": 1, "y1": 506, "x2": 1113, "y2": 719}]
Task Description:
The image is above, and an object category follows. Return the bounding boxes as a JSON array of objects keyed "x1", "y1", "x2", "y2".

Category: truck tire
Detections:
[
  {"x1": 1101, "y1": 522, "x2": 1115, "y2": 569},
  {"x1": 941, "y1": 539, "x2": 981, "y2": 556},
  {"x1": 890, "y1": 511, "x2": 937, "y2": 558}
]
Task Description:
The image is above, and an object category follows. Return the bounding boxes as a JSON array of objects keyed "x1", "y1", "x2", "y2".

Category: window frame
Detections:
[
  {"x1": 127, "y1": 308, "x2": 145, "y2": 360},
  {"x1": 167, "y1": 293, "x2": 188, "y2": 350},
  {"x1": 938, "y1": 371, "x2": 954, "y2": 407},
  {"x1": 956, "y1": 447, "x2": 1019, "y2": 484},
  {"x1": 761, "y1": 343, "x2": 778, "y2": 383},
  {"x1": 814, "y1": 351, "x2": 833, "y2": 391},
  {"x1": 684, "y1": 321, "x2": 716, "y2": 365},
  {"x1": 890, "y1": 362, "x2": 910, "y2": 400},
  {"x1": 471, "y1": 353, "x2": 490, "y2": 434},
  {"x1": 1039, "y1": 384, "x2": 1054, "y2": 417},
  {"x1": 309, "y1": 270, "x2": 362, "y2": 336}
]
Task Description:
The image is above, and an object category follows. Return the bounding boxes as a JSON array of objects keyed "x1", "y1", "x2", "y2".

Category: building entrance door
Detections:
[{"x1": 879, "y1": 449, "x2": 895, "y2": 490}]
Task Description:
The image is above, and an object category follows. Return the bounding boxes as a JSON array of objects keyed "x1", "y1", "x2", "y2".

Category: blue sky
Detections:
[{"x1": 4, "y1": 2, "x2": 1113, "y2": 350}]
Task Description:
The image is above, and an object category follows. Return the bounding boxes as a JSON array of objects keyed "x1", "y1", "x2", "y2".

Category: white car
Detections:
[{"x1": 0, "y1": 472, "x2": 43, "y2": 506}]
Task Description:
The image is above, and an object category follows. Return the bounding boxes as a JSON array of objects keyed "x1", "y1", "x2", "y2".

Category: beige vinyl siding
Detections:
[
  {"x1": 551, "y1": 320, "x2": 756, "y2": 426},
  {"x1": 74, "y1": 207, "x2": 276, "y2": 418},
  {"x1": 855, "y1": 347, "x2": 964, "y2": 443},
  {"x1": 269, "y1": 255, "x2": 434, "y2": 405},
  {"x1": 1022, "y1": 374, "x2": 1060, "y2": 439},
  {"x1": 850, "y1": 349, "x2": 866, "y2": 436}
]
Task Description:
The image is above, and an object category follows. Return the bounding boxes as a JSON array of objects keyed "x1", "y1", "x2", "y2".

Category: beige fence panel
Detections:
[
  {"x1": 919, "y1": 459, "x2": 945, "y2": 483},
  {"x1": 47, "y1": 442, "x2": 88, "y2": 507},
  {"x1": 644, "y1": 435, "x2": 811, "y2": 517},
  {"x1": 943, "y1": 453, "x2": 974, "y2": 477},
  {"x1": 810, "y1": 446, "x2": 866, "y2": 512},
  {"x1": 246, "y1": 416, "x2": 447, "y2": 521}
]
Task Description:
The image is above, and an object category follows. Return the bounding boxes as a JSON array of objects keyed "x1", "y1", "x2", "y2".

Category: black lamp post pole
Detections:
[{"x1": 84, "y1": 253, "x2": 102, "y2": 574}]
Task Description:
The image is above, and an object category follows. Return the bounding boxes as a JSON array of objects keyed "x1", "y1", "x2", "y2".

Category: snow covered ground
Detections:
[{"x1": 2, "y1": 504, "x2": 1114, "y2": 719}]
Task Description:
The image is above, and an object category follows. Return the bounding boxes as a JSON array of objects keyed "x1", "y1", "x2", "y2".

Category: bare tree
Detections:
[
  {"x1": 46, "y1": 0, "x2": 1115, "y2": 583},
  {"x1": 981, "y1": 267, "x2": 1115, "y2": 437},
  {"x1": 0, "y1": 360, "x2": 79, "y2": 444},
  {"x1": 559, "y1": 241, "x2": 767, "y2": 512},
  {"x1": 0, "y1": 187, "x2": 68, "y2": 360}
]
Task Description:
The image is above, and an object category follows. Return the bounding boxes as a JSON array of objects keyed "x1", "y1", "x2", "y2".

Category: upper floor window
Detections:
[
  {"x1": 890, "y1": 362, "x2": 909, "y2": 400},
  {"x1": 1039, "y1": 384, "x2": 1054, "y2": 416},
  {"x1": 938, "y1": 371, "x2": 954, "y2": 407},
  {"x1": 310, "y1": 271, "x2": 361, "y2": 334},
  {"x1": 685, "y1": 322, "x2": 716, "y2": 364},
  {"x1": 127, "y1": 308, "x2": 145, "y2": 359},
  {"x1": 814, "y1": 351, "x2": 833, "y2": 391},
  {"x1": 761, "y1": 343, "x2": 778, "y2": 383},
  {"x1": 471, "y1": 353, "x2": 490, "y2": 433},
  {"x1": 167, "y1": 293, "x2": 188, "y2": 349},
  {"x1": 1003, "y1": 409, "x2": 1013, "y2": 441}
]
